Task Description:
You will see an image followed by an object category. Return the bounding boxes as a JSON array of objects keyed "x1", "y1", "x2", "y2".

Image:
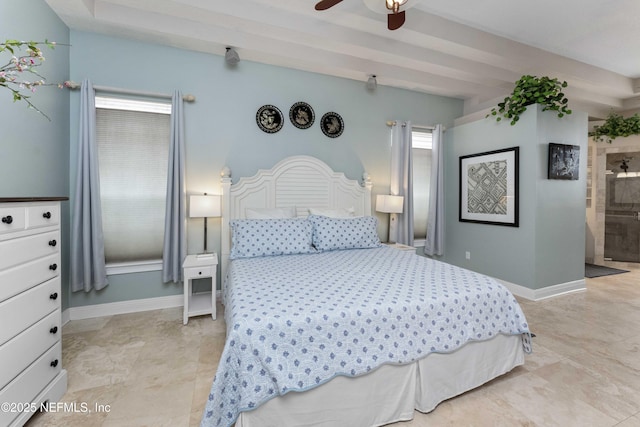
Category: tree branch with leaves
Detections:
[{"x1": 1, "y1": 39, "x2": 64, "y2": 120}]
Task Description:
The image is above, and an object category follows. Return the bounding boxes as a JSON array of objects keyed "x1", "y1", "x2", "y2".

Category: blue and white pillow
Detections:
[
  {"x1": 229, "y1": 218, "x2": 316, "y2": 259},
  {"x1": 308, "y1": 215, "x2": 381, "y2": 251}
]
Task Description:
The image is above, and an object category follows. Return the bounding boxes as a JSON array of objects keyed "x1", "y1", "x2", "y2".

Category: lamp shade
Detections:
[
  {"x1": 376, "y1": 195, "x2": 404, "y2": 214},
  {"x1": 189, "y1": 195, "x2": 221, "y2": 218}
]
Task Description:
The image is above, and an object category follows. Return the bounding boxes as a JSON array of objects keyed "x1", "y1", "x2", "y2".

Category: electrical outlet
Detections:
[{"x1": 465, "y1": 251, "x2": 471, "y2": 260}]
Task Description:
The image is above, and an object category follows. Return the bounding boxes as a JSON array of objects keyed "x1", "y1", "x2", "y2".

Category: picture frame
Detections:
[
  {"x1": 320, "y1": 112, "x2": 344, "y2": 138},
  {"x1": 548, "y1": 143, "x2": 579, "y2": 180},
  {"x1": 256, "y1": 104, "x2": 284, "y2": 133},
  {"x1": 289, "y1": 102, "x2": 315, "y2": 129},
  {"x1": 459, "y1": 147, "x2": 519, "y2": 227}
]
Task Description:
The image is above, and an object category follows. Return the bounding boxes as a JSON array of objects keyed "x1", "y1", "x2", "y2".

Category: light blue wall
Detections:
[
  {"x1": 442, "y1": 105, "x2": 588, "y2": 289},
  {"x1": 0, "y1": 0, "x2": 70, "y2": 308},
  {"x1": 68, "y1": 31, "x2": 464, "y2": 307}
]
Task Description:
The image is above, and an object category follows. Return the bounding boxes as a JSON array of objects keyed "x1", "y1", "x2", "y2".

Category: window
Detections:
[
  {"x1": 412, "y1": 129, "x2": 433, "y2": 244},
  {"x1": 95, "y1": 96, "x2": 171, "y2": 273}
]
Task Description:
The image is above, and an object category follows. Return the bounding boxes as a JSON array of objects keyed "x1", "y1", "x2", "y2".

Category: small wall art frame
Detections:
[
  {"x1": 256, "y1": 104, "x2": 284, "y2": 133},
  {"x1": 548, "y1": 143, "x2": 579, "y2": 180},
  {"x1": 320, "y1": 112, "x2": 344, "y2": 138},
  {"x1": 459, "y1": 146, "x2": 519, "y2": 227},
  {"x1": 289, "y1": 102, "x2": 314, "y2": 129}
]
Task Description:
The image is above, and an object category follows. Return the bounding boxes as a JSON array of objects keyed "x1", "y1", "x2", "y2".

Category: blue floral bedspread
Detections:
[{"x1": 201, "y1": 246, "x2": 531, "y2": 427}]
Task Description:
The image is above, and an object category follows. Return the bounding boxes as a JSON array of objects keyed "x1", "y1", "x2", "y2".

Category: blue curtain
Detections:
[
  {"x1": 390, "y1": 120, "x2": 414, "y2": 246},
  {"x1": 70, "y1": 79, "x2": 108, "y2": 292},
  {"x1": 424, "y1": 124, "x2": 444, "y2": 256},
  {"x1": 162, "y1": 90, "x2": 187, "y2": 283}
]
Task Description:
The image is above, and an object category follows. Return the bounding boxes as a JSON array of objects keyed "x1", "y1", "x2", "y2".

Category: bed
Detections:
[{"x1": 201, "y1": 155, "x2": 531, "y2": 427}]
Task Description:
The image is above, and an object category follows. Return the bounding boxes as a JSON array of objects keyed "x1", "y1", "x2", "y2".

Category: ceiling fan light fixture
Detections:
[
  {"x1": 386, "y1": 0, "x2": 408, "y2": 13},
  {"x1": 225, "y1": 47, "x2": 240, "y2": 66}
]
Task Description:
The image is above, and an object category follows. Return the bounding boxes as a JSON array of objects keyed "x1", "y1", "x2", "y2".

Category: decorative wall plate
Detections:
[
  {"x1": 256, "y1": 105, "x2": 284, "y2": 133},
  {"x1": 289, "y1": 102, "x2": 315, "y2": 129},
  {"x1": 320, "y1": 112, "x2": 344, "y2": 138}
]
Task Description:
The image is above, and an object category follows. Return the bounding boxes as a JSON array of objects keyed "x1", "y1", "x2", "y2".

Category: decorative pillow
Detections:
[
  {"x1": 307, "y1": 207, "x2": 355, "y2": 218},
  {"x1": 308, "y1": 215, "x2": 381, "y2": 251},
  {"x1": 229, "y1": 218, "x2": 315, "y2": 259},
  {"x1": 245, "y1": 207, "x2": 296, "y2": 219}
]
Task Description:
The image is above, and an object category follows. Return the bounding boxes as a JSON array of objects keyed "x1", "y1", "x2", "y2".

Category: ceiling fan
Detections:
[{"x1": 315, "y1": 0, "x2": 408, "y2": 30}]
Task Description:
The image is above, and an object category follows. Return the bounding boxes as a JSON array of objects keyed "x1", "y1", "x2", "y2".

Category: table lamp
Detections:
[
  {"x1": 376, "y1": 194, "x2": 404, "y2": 243},
  {"x1": 189, "y1": 193, "x2": 221, "y2": 257}
]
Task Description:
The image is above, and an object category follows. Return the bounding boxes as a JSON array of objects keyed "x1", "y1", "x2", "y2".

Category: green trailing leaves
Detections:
[
  {"x1": 486, "y1": 75, "x2": 572, "y2": 126},
  {"x1": 589, "y1": 112, "x2": 640, "y2": 143}
]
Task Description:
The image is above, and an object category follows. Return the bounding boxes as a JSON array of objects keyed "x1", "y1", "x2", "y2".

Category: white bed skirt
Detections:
[{"x1": 235, "y1": 334, "x2": 524, "y2": 427}]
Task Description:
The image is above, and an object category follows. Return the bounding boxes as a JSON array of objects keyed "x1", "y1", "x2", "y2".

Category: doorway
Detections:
[{"x1": 604, "y1": 152, "x2": 640, "y2": 263}]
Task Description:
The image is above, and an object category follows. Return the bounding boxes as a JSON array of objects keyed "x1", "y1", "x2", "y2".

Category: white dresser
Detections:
[{"x1": 0, "y1": 199, "x2": 68, "y2": 427}]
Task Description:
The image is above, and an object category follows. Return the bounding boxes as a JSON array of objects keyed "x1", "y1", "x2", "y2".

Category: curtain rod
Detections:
[
  {"x1": 386, "y1": 120, "x2": 435, "y2": 130},
  {"x1": 64, "y1": 81, "x2": 196, "y2": 102}
]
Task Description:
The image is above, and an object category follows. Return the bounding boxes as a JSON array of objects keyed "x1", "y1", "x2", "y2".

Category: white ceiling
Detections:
[{"x1": 45, "y1": 0, "x2": 640, "y2": 121}]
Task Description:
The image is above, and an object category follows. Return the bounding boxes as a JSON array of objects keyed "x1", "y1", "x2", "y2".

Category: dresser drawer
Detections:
[
  {"x1": 0, "y1": 230, "x2": 60, "y2": 271},
  {"x1": 27, "y1": 204, "x2": 60, "y2": 229},
  {"x1": 0, "y1": 310, "x2": 60, "y2": 390},
  {"x1": 0, "y1": 277, "x2": 60, "y2": 346},
  {"x1": 0, "y1": 207, "x2": 26, "y2": 235},
  {"x1": 0, "y1": 253, "x2": 60, "y2": 303},
  {"x1": 0, "y1": 342, "x2": 61, "y2": 427}
]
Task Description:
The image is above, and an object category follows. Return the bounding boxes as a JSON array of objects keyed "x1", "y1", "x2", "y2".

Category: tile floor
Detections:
[{"x1": 26, "y1": 267, "x2": 640, "y2": 427}]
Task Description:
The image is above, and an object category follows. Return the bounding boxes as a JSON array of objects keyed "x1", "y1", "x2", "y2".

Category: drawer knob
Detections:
[
  {"x1": 43, "y1": 211, "x2": 52, "y2": 219},
  {"x1": 49, "y1": 263, "x2": 58, "y2": 271},
  {"x1": 1, "y1": 215, "x2": 12, "y2": 224},
  {"x1": 49, "y1": 292, "x2": 58, "y2": 300},
  {"x1": 50, "y1": 326, "x2": 58, "y2": 334},
  {"x1": 198, "y1": 271, "x2": 202, "y2": 275},
  {"x1": 49, "y1": 239, "x2": 57, "y2": 247},
  {"x1": 50, "y1": 359, "x2": 59, "y2": 368}
]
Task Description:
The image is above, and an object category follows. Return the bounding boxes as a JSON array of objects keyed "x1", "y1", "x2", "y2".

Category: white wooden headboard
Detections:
[{"x1": 220, "y1": 155, "x2": 372, "y2": 281}]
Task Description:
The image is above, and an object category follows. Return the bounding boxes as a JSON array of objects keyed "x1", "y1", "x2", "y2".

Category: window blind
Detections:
[
  {"x1": 412, "y1": 129, "x2": 433, "y2": 240},
  {"x1": 96, "y1": 107, "x2": 170, "y2": 264}
]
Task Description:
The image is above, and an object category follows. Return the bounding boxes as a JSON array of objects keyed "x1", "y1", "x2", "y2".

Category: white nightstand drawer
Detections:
[
  {"x1": 0, "y1": 230, "x2": 60, "y2": 271},
  {"x1": 0, "y1": 207, "x2": 26, "y2": 235},
  {"x1": 0, "y1": 310, "x2": 60, "y2": 390},
  {"x1": 27, "y1": 204, "x2": 60, "y2": 228},
  {"x1": 0, "y1": 342, "x2": 61, "y2": 427},
  {"x1": 184, "y1": 265, "x2": 214, "y2": 278},
  {"x1": 0, "y1": 277, "x2": 60, "y2": 346}
]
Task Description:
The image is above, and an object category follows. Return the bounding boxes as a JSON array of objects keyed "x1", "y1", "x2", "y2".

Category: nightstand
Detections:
[
  {"x1": 384, "y1": 242, "x2": 416, "y2": 252},
  {"x1": 182, "y1": 253, "x2": 218, "y2": 325}
]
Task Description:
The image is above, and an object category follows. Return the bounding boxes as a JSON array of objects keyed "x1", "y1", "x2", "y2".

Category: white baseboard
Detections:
[
  {"x1": 496, "y1": 278, "x2": 586, "y2": 301},
  {"x1": 63, "y1": 294, "x2": 183, "y2": 324},
  {"x1": 62, "y1": 291, "x2": 223, "y2": 325}
]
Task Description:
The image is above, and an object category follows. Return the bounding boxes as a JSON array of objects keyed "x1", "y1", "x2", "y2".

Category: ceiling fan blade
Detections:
[
  {"x1": 315, "y1": 0, "x2": 344, "y2": 10},
  {"x1": 387, "y1": 10, "x2": 406, "y2": 30}
]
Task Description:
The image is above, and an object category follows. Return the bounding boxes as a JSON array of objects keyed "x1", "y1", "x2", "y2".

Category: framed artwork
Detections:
[
  {"x1": 548, "y1": 143, "x2": 579, "y2": 180},
  {"x1": 256, "y1": 105, "x2": 284, "y2": 133},
  {"x1": 320, "y1": 112, "x2": 344, "y2": 138},
  {"x1": 289, "y1": 102, "x2": 315, "y2": 129},
  {"x1": 459, "y1": 146, "x2": 519, "y2": 227}
]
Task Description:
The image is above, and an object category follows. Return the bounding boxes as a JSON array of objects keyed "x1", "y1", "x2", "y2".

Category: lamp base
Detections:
[{"x1": 387, "y1": 213, "x2": 398, "y2": 244}]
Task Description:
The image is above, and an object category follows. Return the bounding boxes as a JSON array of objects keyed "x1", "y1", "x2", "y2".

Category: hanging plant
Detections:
[
  {"x1": 0, "y1": 39, "x2": 63, "y2": 120},
  {"x1": 487, "y1": 75, "x2": 572, "y2": 125},
  {"x1": 589, "y1": 111, "x2": 640, "y2": 143}
]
